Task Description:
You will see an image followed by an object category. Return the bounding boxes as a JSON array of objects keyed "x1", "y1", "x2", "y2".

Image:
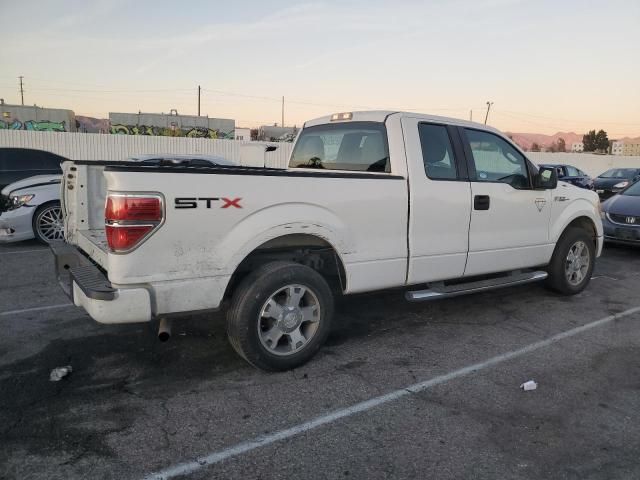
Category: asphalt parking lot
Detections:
[{"x1": 1, "y1": 241, "x2": 640, "y2": 480}]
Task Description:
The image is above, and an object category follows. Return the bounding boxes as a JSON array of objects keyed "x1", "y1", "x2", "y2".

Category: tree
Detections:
[
  {"x1": 531, "y1": 142, "x2": 541, "y2": 152},
  {"x1": 583, "y1": 130, "x2": 609, "y2": 152},
  {"x1": 556, "y1": 137, "x2": 566, "y2": 152},
  {"x1": 583, "y1": 130, "x2": 597, "y2": 152},
  {"x1": 595, "y1": 129, "x2": 609, "y2": 152}
]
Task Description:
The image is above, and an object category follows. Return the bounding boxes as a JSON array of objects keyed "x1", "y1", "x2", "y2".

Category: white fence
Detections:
[
  {"x1": 0, "y1": 130, "x2": 293, "y2": 169},
  {"x1": 528, "y1": 152, "x2": 640, "y2": 177},
  {"x1": 1, "y1": 130, "x2": 639, "y2": 177}
]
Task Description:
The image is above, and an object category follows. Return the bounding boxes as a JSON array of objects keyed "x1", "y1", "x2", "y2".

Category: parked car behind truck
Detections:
[
  {"x1": 0, "y1": 174, "x2": 63, "y2": 243},
  {"x1": 52, "y1": 111, "x2": 603, "y2": 371},
  {"x1": 594, "y1": 168, "x2": 640, "y2": 199},
  {"x1": 538, "y1": 163, "x2": 594, "y2": 190}
]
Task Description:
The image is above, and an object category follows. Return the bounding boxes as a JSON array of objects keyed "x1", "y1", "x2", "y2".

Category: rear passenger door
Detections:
[
  {"x1": 460, "y1": 128, "x2": 553, "y2": 276},
  {"x1": 401, "y1": 118, "x2": 471, "y2": 284}
]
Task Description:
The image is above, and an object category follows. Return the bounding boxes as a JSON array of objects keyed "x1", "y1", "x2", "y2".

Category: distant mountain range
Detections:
[
  {"x1": 506, "y1": 131, "x2": 640, "y2": 151},
  {"x1": 76, "y1": 115, "x2": 110, "y2": 133}
]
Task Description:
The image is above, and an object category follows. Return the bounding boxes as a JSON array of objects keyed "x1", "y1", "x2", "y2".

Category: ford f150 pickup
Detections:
[{"x1": 52, "y1": 111, "x2": 603, "y2": 370}]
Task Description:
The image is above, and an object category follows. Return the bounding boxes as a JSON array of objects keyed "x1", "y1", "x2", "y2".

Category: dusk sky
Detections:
[{"x1": 1, "y1": 0, "x2": 638, "y2": 136}]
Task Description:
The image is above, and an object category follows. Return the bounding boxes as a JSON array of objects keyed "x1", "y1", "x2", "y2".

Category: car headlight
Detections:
[
  {"x1": 613, "y1": 181, "x2": 629, "y2": 189},
  {"x1": 8, "y1": 194, "x2": 35, "y2": 210}
]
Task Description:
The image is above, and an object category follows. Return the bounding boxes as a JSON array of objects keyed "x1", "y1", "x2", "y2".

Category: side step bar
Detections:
[{"x1": 406, "y1": 270, "x2": 548, "y2": 302}]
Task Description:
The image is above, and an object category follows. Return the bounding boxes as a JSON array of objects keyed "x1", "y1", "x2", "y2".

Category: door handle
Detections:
[{"x1": 474, "y1": 195, "x2": 490, "y2": 210}]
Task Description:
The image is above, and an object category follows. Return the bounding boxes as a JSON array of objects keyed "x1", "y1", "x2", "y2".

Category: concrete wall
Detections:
[
  {"x1": 0, "y1": 104, "x2": 76, "y2": 132},
  {"x1": 0, "y1": 130, "x2": 293, "y2": 168},
  {"x1": 528, "y1": 152, "x2": 640, "y2": 177}
]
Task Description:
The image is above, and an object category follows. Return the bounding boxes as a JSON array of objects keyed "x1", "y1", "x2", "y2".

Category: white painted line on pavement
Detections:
[
  {"x1": 0, "y1": 248, "x2": 49, "y2": 256},
  {"x1": 0, "y1": 303, "x2": 74, "y2": 317},
  {"x1": 143, "y1": 305, "x2": 640, "y2": 480}
]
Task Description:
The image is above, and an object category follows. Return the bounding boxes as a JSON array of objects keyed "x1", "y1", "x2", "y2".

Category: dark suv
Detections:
[
  {"x1": 539, "y1": 164, "x2": 594, "y2": 190},
  {"x1": 0, "y1": 148, "x2": 65, "y2": 191}
]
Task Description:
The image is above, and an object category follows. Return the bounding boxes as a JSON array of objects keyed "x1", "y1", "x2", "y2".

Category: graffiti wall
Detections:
[
  {"x1": 109, "y1": 124, "x2": 234, "y2": 139},
  {"x1": 0, "y1": 119, "x2": 67, "y2": 132}
]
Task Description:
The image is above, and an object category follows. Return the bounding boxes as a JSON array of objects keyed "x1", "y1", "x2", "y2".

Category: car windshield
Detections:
[
  {"x1": 599, "y1": 168, "x2": 636, "y2": 178},
  {"x1": 623, "y1": 181, "x2": 640, "y2": 196}
]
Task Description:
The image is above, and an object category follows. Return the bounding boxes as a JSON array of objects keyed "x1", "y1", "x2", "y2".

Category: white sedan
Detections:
[{"x1": 0, "y1": 174, "x2": 63, "y2": 244}]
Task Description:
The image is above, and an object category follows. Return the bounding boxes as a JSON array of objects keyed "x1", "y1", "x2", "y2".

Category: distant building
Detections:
[
  {"x1": 622, "y1": 142, "x2": 640, "y2": 156},
  {"x1": 611, "y1": 141, "x2": 624, "y2": 156},
  {"x1": 109, "y1": 111, "x2": 235, "y2": 139},
  {"x1": 234, "y1": 127, "x2": 251, "y2": 141},
  {"x1": 571, "y1": 142, "x2": 584, "y2": 152},
  {"x1": 0, "y1": 101, "x2": 77, "y2": 132},
  {"x1": 257, "y1": 125, "x2": 298, "y2": 142}
]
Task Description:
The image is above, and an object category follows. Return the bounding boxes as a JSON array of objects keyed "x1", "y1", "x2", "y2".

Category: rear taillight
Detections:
[{"x1": 105, "y1": 193, "x2": 163, "y2": 252}]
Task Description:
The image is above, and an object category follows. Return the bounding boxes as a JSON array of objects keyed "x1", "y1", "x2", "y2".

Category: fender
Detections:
[
  {"x1": 213, "y1": 202, "x2": 354, "y2": 277},
  {"x1": 550, "y1": 197, "x2": 603, "y2": 243}
]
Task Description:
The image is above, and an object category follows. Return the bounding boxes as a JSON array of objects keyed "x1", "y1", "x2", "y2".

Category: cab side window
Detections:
[
  {"x1": 418, "y1": 123, "x2": 457, "y2": 180},
  {"x1": 464, "y1": 129, "x2": 529, "y2": 189}
]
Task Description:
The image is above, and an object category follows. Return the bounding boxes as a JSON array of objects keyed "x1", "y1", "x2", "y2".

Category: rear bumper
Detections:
[{"x1": 50, "y1": 241, "x2": 152, "y2": 323}]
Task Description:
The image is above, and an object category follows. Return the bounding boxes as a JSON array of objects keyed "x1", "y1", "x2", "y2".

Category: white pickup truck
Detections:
[{"x1": 52, "y1": 111, "x2": 603, "y2": 370}]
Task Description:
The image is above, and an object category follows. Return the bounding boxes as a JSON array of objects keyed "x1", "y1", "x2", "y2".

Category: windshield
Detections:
[
  {"x1": 623, "y1": 181, "x2": 640, "y2": 196},
  {"x1": 599, "y1": 168, "x2": 637, "y2": 178},
  {"x1": 290, "y1": 121, "x2": 390, "y2": 173}
]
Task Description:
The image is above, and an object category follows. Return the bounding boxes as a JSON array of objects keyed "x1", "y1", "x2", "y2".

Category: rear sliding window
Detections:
[{"x1": 289, "y1": 121, "x2": 390, "y2": 173}]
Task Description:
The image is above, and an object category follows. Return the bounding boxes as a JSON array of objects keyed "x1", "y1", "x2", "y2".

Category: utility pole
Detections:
[
  {"x1": 484, "y1": 101, "x2": 493, "y2": 124},
  {"x1": 469, "y1": 109, "x2": 473, "y2": 121},
  {"x1": 197, "y1": 85, "x2": 201, "y2": 116},
  {"x1": 281, "y1": 96, "x2": 284, "y2": 129},
  {"x1": 19, "y1": 76, "x2": 24, "y2": 105}
]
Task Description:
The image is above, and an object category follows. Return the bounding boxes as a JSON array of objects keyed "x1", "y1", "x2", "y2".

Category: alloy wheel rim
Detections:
[
  {"x1": 37, "y1": 206, "x2": 64, "y2": 241},
  {"x1": 257, "y1": 284, "x2": 321, "y2": 356},
  {"x1": 564, "y1": 240, "x2": 590, "y2": 286}
]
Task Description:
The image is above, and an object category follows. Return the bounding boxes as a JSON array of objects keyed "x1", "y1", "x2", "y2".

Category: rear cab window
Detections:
[
  {"x1": 289, "y1": 121, "x2": 390, "y2": 173},
  {"x1": 417, "y1": 123, "x2": 458, "y2": 180}
]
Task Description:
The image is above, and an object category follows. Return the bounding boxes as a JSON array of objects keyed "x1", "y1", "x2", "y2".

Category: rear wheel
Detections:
[
  {"x1": 227, "y1": 261, "x2": 334, "y2": 371},
  {"x1": 32, "y1": 201, "x2": 64, "y2": 244},
  {"x1": 545, "y1": 227, "x2": 595, "y2": 295}
]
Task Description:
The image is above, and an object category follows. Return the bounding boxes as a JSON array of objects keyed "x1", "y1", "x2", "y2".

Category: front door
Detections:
[{"x1": 460, "y1": 128, "x2": 553, "y2": 276}]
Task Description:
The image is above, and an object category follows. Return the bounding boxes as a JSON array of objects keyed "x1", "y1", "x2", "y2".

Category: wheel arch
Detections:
[{"x1": 223, "y1": 233, "x2": 348, "y2": 302}]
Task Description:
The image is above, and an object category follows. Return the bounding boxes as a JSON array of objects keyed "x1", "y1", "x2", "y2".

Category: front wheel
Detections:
[
  {"x1": 32, "y1": 201, "x2": 64, "y2": 244},
  {"x1": 227, "y1": 261, "x2": 334, "y2": 371},
  {"x1": 545, "y1": 227, "x2": 595, "y2": 295}
]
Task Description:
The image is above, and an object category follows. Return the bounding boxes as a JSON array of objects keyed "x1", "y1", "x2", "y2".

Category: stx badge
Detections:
[{"x1": 175, "y1": 197, "x2": 243, "y2": 209}]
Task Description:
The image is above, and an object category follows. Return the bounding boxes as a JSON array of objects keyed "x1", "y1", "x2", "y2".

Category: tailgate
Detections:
[{"x1": 62, "y1": 161, "x2": 109, "y2": 266}]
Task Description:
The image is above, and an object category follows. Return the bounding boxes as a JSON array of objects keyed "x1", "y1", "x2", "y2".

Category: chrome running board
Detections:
[{"x1": 406, "y1": 270, "x2": 548, "y2": 302}]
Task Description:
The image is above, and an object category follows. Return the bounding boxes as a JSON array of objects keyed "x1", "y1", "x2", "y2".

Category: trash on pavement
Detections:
[
  {"x1": 520, "y1": 380, "x2": 537, "y2": 391},
  {"x1": 49, "y1": 365, "x2": 73, "y2": 382}
]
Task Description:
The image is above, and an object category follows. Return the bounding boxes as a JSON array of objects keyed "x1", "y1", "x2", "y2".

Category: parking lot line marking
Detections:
[
  {"x1": 0, "y1": 248, "x2": 49, "y2": 256},
  {"x1": 0, "y1": 303, "x2": 73, "y2": 317},
  {"x1": 143, "y1": 305, "x2": 640, "y2": 480}
]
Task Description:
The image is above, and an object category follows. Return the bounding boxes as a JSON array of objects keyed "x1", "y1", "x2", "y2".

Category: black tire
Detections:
[
  {"x1": 32, "y1": 201, "x2": 64, "y2": 244},
  {"x1": 227, "y1": 261, "x2": 334, "y2": 371},
  {"x1": 545, "y1": 227, "x2": 595, "y2": 295}
]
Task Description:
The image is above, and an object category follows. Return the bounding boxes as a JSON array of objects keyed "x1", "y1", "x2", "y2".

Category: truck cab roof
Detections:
[{"x1": 304, "y1": 110, "x2": 503, "y2": 135}]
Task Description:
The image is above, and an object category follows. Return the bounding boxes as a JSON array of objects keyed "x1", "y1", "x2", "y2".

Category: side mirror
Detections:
[{"x1": 534, "y1": 166, "x2": 558, "y2": 190}]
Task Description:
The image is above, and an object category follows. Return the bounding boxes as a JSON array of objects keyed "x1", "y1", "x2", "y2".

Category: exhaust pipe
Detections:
[{"x1": 158, "y1": 317, "x2": 172, "y2": 342}]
